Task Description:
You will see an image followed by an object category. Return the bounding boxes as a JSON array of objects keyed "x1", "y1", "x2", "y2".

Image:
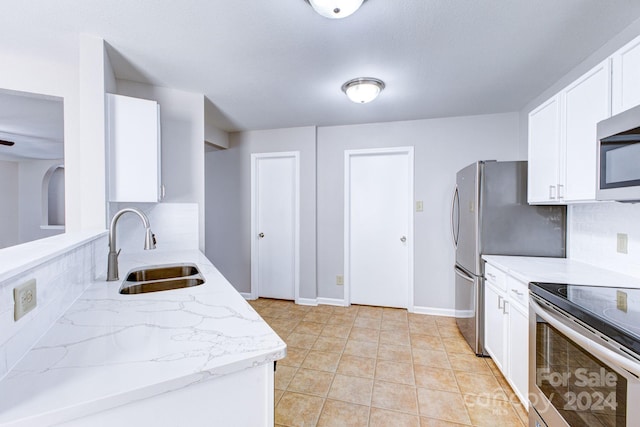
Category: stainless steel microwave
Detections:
[{"x1": 597, "y1": 103, "x2": 640, "y2": 202}]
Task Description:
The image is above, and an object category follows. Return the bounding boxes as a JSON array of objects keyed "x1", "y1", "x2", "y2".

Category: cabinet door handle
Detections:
[
  {"x1": 502, "y1": 300, "x2": 509, "y2": 315},
  {"x1": 486, "y1": 273, "x2": 495, "y2": 281},
  {"x1": 549, "y1": 185, "x2": 556, "y2": 200},
  {"x1": 497, "y1": 295, "x2": 504, "y2": 310},
  {"x1": 511, "y1": 289, "x2": 524, "y2": 297},
  {"x1": 557, "y1": 184, "x2": 564, "y2": 200}
]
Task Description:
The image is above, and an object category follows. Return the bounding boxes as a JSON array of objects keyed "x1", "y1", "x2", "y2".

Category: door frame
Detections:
[
  {"x1": 250, "y1": 151, "x2": 301, "y2": 302},
  {"x1": 344, "y1": 146, "x2": 415, "y2": 310}
]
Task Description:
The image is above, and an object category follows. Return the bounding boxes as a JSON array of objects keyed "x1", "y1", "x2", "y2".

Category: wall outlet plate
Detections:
[
  {"x1": 336, "y1": 275, "x2": 344, "y2": 286},
  {"x1": 617, "y1": 233, "x2": 628, "y2": 254},
  {"x1": 617, "y1": 290, "x2": 628, "y2": 313},
  {"x1": 14, "y1": 279, "x2": 37, "y2": 321}
]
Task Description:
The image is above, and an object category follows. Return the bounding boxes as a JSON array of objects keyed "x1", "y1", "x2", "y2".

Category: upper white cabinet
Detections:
[
  {"x1": 528, "y1": 96, "x2": 562, "y2": 203},
  {"x1": 612, "y1": 36, "x2": 640, "y2": 115},
  {"x1": 107, "y1": 93, "x2": 162, "y2": 203},
  {"x1": 528, "y1": 60, "x2": 611, "y2": 204}
]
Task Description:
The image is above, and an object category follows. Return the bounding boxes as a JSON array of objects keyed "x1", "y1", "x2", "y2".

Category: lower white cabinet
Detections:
[
  {"x1": 484, "y1": 282, "x2": 507, "y2": 372},
  {"x1": 508, "y1": 299, "x2": 529, "y2": 406},
  {"x1": 484, "y1": 262, "x2": 529, "y2": 408}
]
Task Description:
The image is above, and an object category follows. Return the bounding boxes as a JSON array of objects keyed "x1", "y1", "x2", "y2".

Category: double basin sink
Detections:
[{"x1": 119, "y1": 263, "x2": 205, "y2": 294}]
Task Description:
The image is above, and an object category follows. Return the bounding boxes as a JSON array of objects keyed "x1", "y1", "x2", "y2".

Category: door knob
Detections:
[
  {"x1": 400, "y1": 236, "x2": 407, "y2": 243},
  {"x1": 258, "y1": 232, "x2": 265, "y2": 238}
]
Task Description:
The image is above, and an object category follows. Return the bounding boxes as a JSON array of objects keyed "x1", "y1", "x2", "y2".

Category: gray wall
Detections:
[
  {"x1": 316, "y1": 113, "x2": 519, "y2": 310},
  {"x1": 205, "y1": 126, "x2": 317, "y2": 297},
  {"x1": 0, "y1": 160, "x2": 19, "y2": 248},
  {"x1": 205, "y1": 114, "x2": 520, "y2": 312}
]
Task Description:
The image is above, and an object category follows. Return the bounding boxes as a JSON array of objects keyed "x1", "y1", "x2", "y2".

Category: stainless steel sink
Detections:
[{"x1": 119, "y1": 263, "x2": 205, "y2": 294}]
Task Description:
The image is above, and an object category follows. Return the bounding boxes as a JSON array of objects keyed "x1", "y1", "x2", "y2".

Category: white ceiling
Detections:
[{"x1": 2, "y1": 1, "x2": 640, "y2": 132}]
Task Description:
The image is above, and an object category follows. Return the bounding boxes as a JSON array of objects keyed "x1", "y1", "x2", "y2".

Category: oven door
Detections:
[{"x1": 529, "y1": 295, "x2": 640, "y2": 427}]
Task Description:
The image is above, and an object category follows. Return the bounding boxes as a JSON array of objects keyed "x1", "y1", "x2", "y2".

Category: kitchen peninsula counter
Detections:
[{"x1": 0, "y1": 250, "x2": 285, "y2": 426}]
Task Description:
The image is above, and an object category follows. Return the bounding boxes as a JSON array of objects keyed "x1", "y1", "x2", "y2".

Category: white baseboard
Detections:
[
  {"x1": 296, "y1": 298, "x2": 318, "y2": 306},
  {"x1": 239, "y1": 292, "x2": 254, "y2": 300},
  {"x1": 411, "y1": 306, "x2": 457, "y2": 317},
  {"x1": 317, "y1": 297, "x2": 348, "y2": 307}
]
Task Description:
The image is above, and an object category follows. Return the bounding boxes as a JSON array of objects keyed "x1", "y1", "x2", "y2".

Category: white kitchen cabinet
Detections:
[
  {"x1": 484, "y1": 262, "x2": 529, "y2": 408},
  {"x1": 528, "y1": 95, "x2": 561, "y2": 203},
  {"x1": 107, "y1": 93, "x2": 163, "y2": 203},
  {"x1": 612, "y1": 35, "x2": 640, "y2": 115},
  {"x1": 508, "y1": 296, "x2": 529, "y2": 407},
  {"x1": 528, "y1": 60, "x2": 611, "y2": 204},
  {"x1": 484, "y1": 278, "x2": 507, "y2": 373}
]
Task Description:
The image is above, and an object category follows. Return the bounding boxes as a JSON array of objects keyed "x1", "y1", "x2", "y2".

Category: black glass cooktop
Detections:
[{"x1": 530, "y1": 282, "x2": 640, "y2": 357}]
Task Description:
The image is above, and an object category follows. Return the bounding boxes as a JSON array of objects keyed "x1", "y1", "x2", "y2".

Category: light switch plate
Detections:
[
  {"x1": 617, "y1": 233, "x2": 628, "y2": 254},
  {"x1": 14, "y1": 279, "x2": 37, "y2": 321},
  {"x1": 416, "y1": 201, "x2": 424, "y2": 212},
  {"x1": 336, "y1": 275, "x2": 344, "y2": 286}
]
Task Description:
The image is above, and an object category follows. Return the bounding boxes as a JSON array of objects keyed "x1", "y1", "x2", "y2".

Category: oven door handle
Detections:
[{"x1": 531, "y1": 297, "x2": 640, "y2": 378}]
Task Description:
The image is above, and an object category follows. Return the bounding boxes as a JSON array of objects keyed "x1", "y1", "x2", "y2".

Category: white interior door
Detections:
[
  {"x1": 251, "y1": 152, "x2": 299, "y2": 301},
  {"x1": 345, "y1": 147, "x2": 414, "y2": 309}
]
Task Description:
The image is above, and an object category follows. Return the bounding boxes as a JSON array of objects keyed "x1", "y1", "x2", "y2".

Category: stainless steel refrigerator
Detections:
[{"x1": 451, "y1": 161, "x2": 566, "y2": 356}]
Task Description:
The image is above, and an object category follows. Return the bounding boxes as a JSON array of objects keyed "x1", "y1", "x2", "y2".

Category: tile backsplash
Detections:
[
  {"x1": 569, "y1": 202, "x2": 640, "y2": 278},
  {"x1": 0, "y1": 234, "x2": 107, "y2": 380}
]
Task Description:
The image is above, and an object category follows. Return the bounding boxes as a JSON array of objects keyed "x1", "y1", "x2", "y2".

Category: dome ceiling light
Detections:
[
  {"x1": 306, "y1": 0, "x2": 366, "y2": 19},
  {"x1": 341, "y1": 78, "x2": 385, "y2": 104}
]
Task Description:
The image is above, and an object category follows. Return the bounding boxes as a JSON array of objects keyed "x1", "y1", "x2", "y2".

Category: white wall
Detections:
[
  {"x1": 0, "y1": 160, "x2": 19, "y2": 248},
  {"x1": 114, "y1": 80, "x2": 206, "y2": 250},
  {"x1": 205, "y1": 127, "x2": 317, "y2": 297},
  {"x1": 317, "y1": 113, "x2": 520, "y2": 310},
  {"x1": 18, "y1": 159, "x2": 65, "y2": 244},
  {"x1": 519, "y1": 17, "x2": 640, "y2": 278}
]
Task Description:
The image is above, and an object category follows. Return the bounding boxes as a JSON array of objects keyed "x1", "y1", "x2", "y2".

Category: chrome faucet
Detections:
[{"x1": 107, "y1": 208, "x2": 156, "y2": 281}]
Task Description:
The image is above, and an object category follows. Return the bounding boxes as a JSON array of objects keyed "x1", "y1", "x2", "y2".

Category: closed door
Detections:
[
  {"x1": 251, "y1": 152, "x2": 299, "y2": 300},
  {"x1": 345, "y1": 148, "x2": 413, "y2": 309}
]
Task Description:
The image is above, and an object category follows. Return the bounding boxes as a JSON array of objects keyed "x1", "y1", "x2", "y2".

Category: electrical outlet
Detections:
[
  {"x1": 617, "y1": 290, "x2": 628, "y2": 312},
  {"x1": 617, "y1": 233, "x2": 628, "y2": 254},
  {"x1": 336, "y1": 275, "x2": 344, "y2": 286},
  {"x1": 416, "y1": 201, "x2": 424, "y2": 212},
  {"x1": 14, "y1": 279, "x2": 37, "y2": 321}
]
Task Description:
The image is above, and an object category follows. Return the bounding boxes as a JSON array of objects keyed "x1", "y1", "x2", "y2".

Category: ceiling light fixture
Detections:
[
  {"x1": 306, "y1": 0, "x2": 365, "y2": 19},
  {"x1": 342, "y1": 78, "x2": 385, "y2": 104}
]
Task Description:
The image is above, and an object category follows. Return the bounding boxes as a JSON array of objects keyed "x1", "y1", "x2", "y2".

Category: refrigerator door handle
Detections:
[{"x1": 450, "y1": 186, "x2": 459, "y2": 249}]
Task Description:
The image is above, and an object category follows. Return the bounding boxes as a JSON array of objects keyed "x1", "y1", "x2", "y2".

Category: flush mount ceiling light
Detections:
[
  {"x1": 306, "y1": 0, "x2": 366, "y2": 19},
  {"x1": 341, "y1": 77, "x2": 385, "y2": 104}
]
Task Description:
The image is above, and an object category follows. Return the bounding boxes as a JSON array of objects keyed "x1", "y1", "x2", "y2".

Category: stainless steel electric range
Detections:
[{"x1": 529, "y1": 282, "x2": 640, "y2": 427}]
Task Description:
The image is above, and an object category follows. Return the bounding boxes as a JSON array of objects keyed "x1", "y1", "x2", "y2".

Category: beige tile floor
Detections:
[{"x1": 249, "y1": 298, "x2": 528, "y2": 427}]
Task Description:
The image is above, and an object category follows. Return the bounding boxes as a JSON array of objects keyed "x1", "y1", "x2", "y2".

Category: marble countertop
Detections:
[
  {"x1": 0, "y1": 250, "x2": 286, "y2": 426},
  {"x1": 483, "y1": 255, "x2": 640, "y2": 289}
]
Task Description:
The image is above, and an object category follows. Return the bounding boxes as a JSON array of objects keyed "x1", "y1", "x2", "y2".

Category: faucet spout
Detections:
[{"x1": 107, "y1": 208, "x2": 156, "y2": 282}]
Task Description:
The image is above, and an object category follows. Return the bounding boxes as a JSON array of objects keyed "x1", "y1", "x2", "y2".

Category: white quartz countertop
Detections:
[
  {"x1": 482, "y1": 255, "x2": 640, "y2": 289},
  {"x1": 0, "y1": 250, "x2": 286, "y2": 427}
]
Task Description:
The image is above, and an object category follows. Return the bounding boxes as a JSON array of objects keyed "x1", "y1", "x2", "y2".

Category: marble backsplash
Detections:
[{"x1": 0, "y1": 234, "x2": 107, "y2": 380}]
